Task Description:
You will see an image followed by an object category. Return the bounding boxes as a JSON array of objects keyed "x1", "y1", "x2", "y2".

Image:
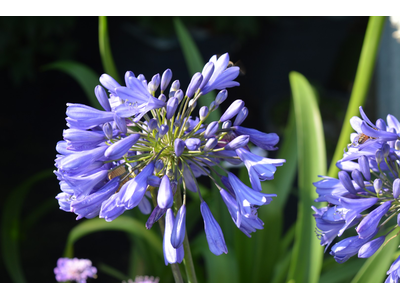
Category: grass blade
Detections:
[{"x1": 287, "y1": 71, "x2": 326, "y2": 283}]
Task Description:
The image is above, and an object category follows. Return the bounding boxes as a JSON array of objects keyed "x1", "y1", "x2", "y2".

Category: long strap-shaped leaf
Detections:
[
  {"x1": 173, "y1": 17, "x2": 219, "y2": 121},
  {"x1": 327, "y1": 16, "x2": 386, "y2": 178},
  {"x1": 287, "y1": 71, "x2": 326, "y2": 283},
  {"x1": 63, "y1": 216, "x2": 163, "y2": 258}
]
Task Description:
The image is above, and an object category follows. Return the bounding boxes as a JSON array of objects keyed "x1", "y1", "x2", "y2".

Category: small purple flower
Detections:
[
  {"x1": 174, "y1": 138, "x2": 185, "y2": 157},
  {"x1": 356, "y1": 201, "x2": 392, "y2": 239},
  {"x1": 171, "y1": 204, "x2": 186, "y2": 248},
  {"x1": 220, "y1": 100, "x2": 244, "y2": 122},
  {"x1": 330, "y1": 232, "x2": 377, "y2": 263},
  {"x1": 160, "y1": 69, "x2": 172, "y2": 92},
  {"x1": 200, "y1": 201, "x2": 228, "y2": 255},
  {"x1": 54, "y1": 257, "x2": 97, "y2": 283},
  {"x1": 385, "y1": 254, "x2": 400, "y2": 283},
  {"x1": 166, "y1": 97, "x2": 179, "y2": 120},
  {"x1": 186, "y1": 72, "x2": 203, "y2": 98},
  {"x1": 157, "y1": 175, "x2": 173, "y2": 209}
]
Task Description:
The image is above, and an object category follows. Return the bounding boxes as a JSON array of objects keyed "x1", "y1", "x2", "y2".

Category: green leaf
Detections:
[
  {"x1": 98, "y1": 16, "x2": 121, "y2": 83},
  {"x1": 287, "y1": 71, "x2": 326, "y2": 283},
  {"x1": 1, "y1": 169, "x2": 53, "y2": 282},
  {"x1": 172, "y1": 17, "x2": 218, "y2": 121},
  {"x1": 351, "y1": 232, "x2": 400, "y2": 283},
  {"x1": 42, "y1": 60, "x2": 101, "y2": 110},
  {"x1": 63, "y1": 216, "x2": 162, "y2": 258},
  {"x1": 327, "y1": 16, "x2": 386, "y2": 178}
]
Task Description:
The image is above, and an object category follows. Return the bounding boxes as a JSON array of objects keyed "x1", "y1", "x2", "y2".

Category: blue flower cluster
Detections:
[
  {"x1": 313, "y1": 106, "x2": 400, "y2": 283},
  {"x1": 54, "y1": 53, "x2": 285, "y2": 265}
]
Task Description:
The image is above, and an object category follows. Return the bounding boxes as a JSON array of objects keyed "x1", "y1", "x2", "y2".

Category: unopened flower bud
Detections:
[
  {"x1": 169, "y1": 80, "x2": 180, "y2": 97},
  {"x1": 209, "y1": 101, "x2": 218, "y2": 111},
  {"x1": 166, "y1": 97, "x2": 179, "y2": 120},
  {"x1": 199, "y1": 106, "x2": 209, "y2": 121},
  {"x1": 222, "y1": 120, "x2": 232, "y2": 129},
  {"x1": 174, "y1": 138, "x2": 185, "y2": 157},
  {"x1": 204, "y1": 138, "x2": 218, "y2": 151},
  {"x1": 185, "y1": 138, "x2": 201, "y2": 150},
  {"x1": 205, "y1": 121, "x2": 219, "y2": 138},
  {"x1": 376, "y1": 118, "x2": 386, "y2": 131},
  {"x1": 351, "y1": 169, "x2": 365, "y2": 189},
  {"x1": 148, "y1": 119, "x2": 158, "y2": 131},
  {"x1": 157, "y1": 175, "x2": 173, "y2": 209},
  {"x1": 373, "y1": 178, "x2": 383, "y2": 194},
  {"x1": 225, "y1": 135, "x2": 249, "y2": 150},
  {"x1": 103, "y1": 123, "x2": 113, "y2": 140},
  {"x1": 358, "y1": 155, "x2": 370, "y2": 181},
  {"x1": 159, "y1": 124, "x2": 169, "y2": 136},
  {"x1": 148, "y1": 73, "x2": 160, "y2": 93},
  {"x1": 234, "y1": 107, "x2": 248, "y2": 126},
  {"x1": 175, "y1": 89, "x2": 184, "y2": 103},
  {"x1": 188, "y1": 99, "x2": 197, "y2": 109},
  {"x1": 338, "y1": 171, "x2": 357, "y2": 195},
  {"x1": 382, "y1": 143, "x2": 390, "y2": 158},
  {"x1": 95, "y1": 85, "x2": 111, "y2": 111},
  {"x1": 124, "y1": 71, "x2": 135, "y2": 88},
  {"x1": 198, "y1": 62, "x2": 215, "y2": 91},
  {"x1": 375, "y1": 150, "x2": 383, "y2": 165},
  {"x1": 160, "y1": 69, "x2": 173, "y2": 92},
  {"x1": 171, "y1": 204, "x2": 186, "y2": 248},
  {"x1": 186, "y1": 72, "x2": 203, "y2": 98},
  {"x1": 215, "y1": 89, "x2": 228, "y2": 106},
  {"x1": 158, "y1": 94, "x2": 167, "y2": 102},
  {"x1": 393, "y1": 178, "x2": 400, "y2": 198},
  {"x1": 105, "y1": 134, "x2": 140, "y2": 160},
  {"x1": 220, "y1": 99, "x2": 244, "y2": 122},
  {"x1": 148, "y1": 175, "x2": 161, "y2": 187}
]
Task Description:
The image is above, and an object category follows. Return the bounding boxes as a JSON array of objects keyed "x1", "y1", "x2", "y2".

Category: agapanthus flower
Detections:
[
  {"x1": 54, "y1": 257, "x2": 97, "y2": 283},
  {"x1": 54, "y1": 52, "x2": 285, "y2": 264},
  {"x1": 313, "y1": 106, "x2": 400, "y2": 282}
]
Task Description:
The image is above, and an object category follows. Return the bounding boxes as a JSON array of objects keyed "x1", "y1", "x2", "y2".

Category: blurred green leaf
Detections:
[
  {"x1": 42, "y1": 60, "x2": 101, "y2": 109},
  {"x1": 327, "y1": 16, "x2": 386, "y2": 178},
  {"x1": 351, "y1": 232, "x2": 400, "y2": 283},
  {"x1": 319, "y1": 257, "x2": 365, "y2": 283},
  {"x1": 287, "y1": 71, "x2": 326, "y2": 283},
  {"x1": 1, "y1": 169, "x2": 53, "y2": 282},
  {"x1": 63, "y1": 216, "x2": 162, "y2": 258},
  {"x1": 99, "y1": 16, "x2": 121, "y2": 83},
  {"x1": 173, "y1": 17, "x2": 218, "y2": 121}
]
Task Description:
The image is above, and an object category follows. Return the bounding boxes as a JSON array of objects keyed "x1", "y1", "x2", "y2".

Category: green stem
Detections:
[
  {"x1": 149, "y1": 187, "x2": 184, "y2": 283},
  {"x1": 327, "y1": 16, "x2": 386, "y2": 178},
  {"x1": 173, "y1": 186, "x2": 198, "y2": 283}
]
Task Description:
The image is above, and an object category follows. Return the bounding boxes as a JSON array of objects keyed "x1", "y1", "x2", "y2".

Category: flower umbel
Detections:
[
  {"x1": 313, "y1": 106, "x2": 400, "y2": 282},
  {"x1": 54, "y1": 53, "x2": 285, "y2": 263}
]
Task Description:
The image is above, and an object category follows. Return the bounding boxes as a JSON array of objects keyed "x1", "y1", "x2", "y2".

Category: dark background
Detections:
[{"x1": 0, "y1": 16, "x2": 371, "y2": 282}]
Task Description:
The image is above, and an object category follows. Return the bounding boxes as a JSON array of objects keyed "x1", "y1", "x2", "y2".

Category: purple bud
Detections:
[
  {"x1": 170, "y1": 80, "x2": 180, "y2": 92},
  {"x1": 338, "y1": 171, "x2": 357, "y2": 195},
  {"x1": 204, "y1": 121, "x2": 219, "y2": 138},
  {"x1": 148, "y1": 119, "x2": 158, "y2": 131},
  {"x1": 215, "y1": 89, "x2": 228, "y2": 106},
  {"x1": 351, "y1": 169, "x2": 365, "y2": 189},
  {"x1": 225, "y1": 135, "x2": 249, "y2": 150},
  {"x1": 198, "y1": 62, "x2": 215, "y2": 91},
  {"x1": 222, "y1": 121, "x2": 232, "y2": 129},
  {"x1": 233, "y1": 107, "x2": 248, "y2": 126},
  {"x1": 186, "y1": 72, "x2": 203, "y2": 98},
  {"x1": 105, "y1": 134, "x2": 140, "y2": 160},
  {"x1": 188, "y1": 99, "x2": 197, "y2": 109},
  {"x1": 373, "y1": 178, "x2": 382, "y2": 194},
  {"x1": 174, "y1": 138, "x2": 185, "y2": 157},
  {"x1": 148, "y1": 74, "x2": 160, "y2": 93},
  {"x1": 159, "y1": 124, "x2": 169, "y2": 136},
  {"x1": 199, "y1": 106, "x2": 209, "y2": 121},
  {"x1": 375, "y1": 149, "x2": 383, "y2": 165},
  {"x1": 220, "y1": 100, "x2": 244, "y2": 122},
  {"x1": 376, "y1": 118, "x2": 387, "y2": 131},
  {"x1": 160, "y1": 69, "x2": 173, "y2": 92},
  {"x1": 175, "y1": 89, "x2": 184, "y2": 103},
  {"x1": 163, "y1": 209, "x2": 184, "y2": 265},
  {"x1": 157, "y1": 175, "x2": 174, "y2": 209},
  {"x1": 155, "y1": 159, "x2": 164, "y2": 172},
  {"x1": 171, "y1": 204, "x2": 186, "y2": 248},
  {"x1": 185, "y1": 138, "x2": 201, "y2": 150},
  {"x1": 204, "y1": 138, "x2": 218, "y2": 151},
  {"x1": 382, "y1": 143, "x2": 390, "y2": 158},
  {"x1": 393, "y1": 178, "x2": 400, "y2": 199},
  {"x1": 94, "y1": 85, "x2": 111, "y2": 111},
  {"x1": 148, "y1": 175, "x2": 161, "y2": 187},
  {"x1": 356, "y1": 201, "x2": 392, "y2": 239},
  {"x1": 358, "y1": 236, "x2": 385, "y2": 258},
  {"x1": 358, "y1": 156, "x2": 370, "y2": 181},
  {"x1": 145, "y1": 205, "x2": 168, "y2": 229},
  {"x1": 200, "y1": 201, "x2": 228, "y2": 255},
  {"x1": 102, "y1": 123, "x2": 113, "y2": 140},
  {"x1": 138, "y1": 196, "x2": 152, "y2": 215},
  {"x1": 158, "y1": 94, "x2": 167, "y2": 102},
  {"x1": 166, "y1": 97, "x2": 179, "y2": 120}
]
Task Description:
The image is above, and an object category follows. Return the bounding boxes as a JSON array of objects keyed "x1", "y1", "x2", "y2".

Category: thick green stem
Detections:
[
  {"x1": 327, "y1": 16, "x2": 386, "y2": 178},
  {"x1": 173, "y1": 186, "x2": 198, "y2": 283},
  {"x1": 149, "y1": 187, "x2": 183, "y2": 283}
]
